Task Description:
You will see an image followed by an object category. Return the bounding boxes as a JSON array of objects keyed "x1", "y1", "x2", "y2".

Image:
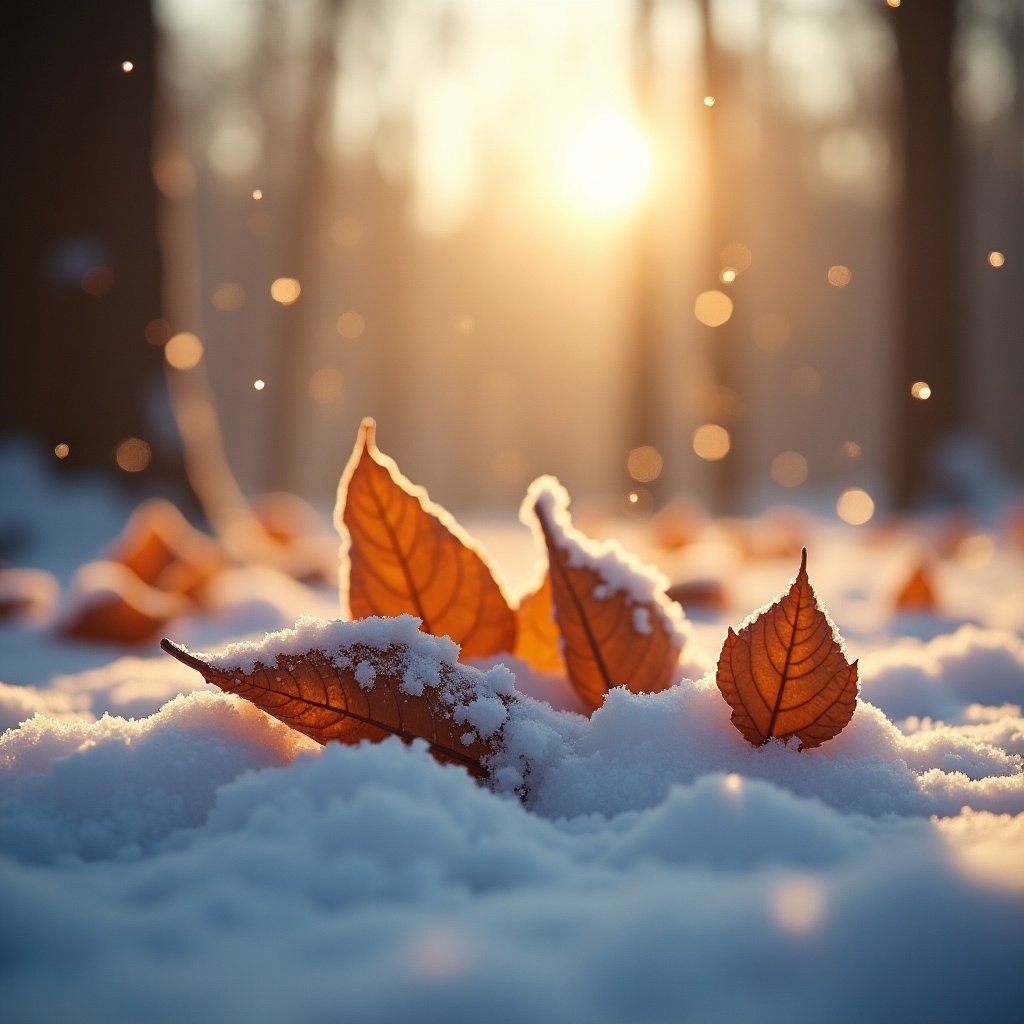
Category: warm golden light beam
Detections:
[{"x1": 558, "y1": 112, "x2": 652, "y2": 215}]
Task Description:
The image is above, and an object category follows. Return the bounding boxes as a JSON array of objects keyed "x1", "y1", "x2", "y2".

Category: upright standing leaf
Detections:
[
  {"x1": 525, "y1": 477, "x2": 685, "y2": 712},
  {"x1": 335, "y1": 419, "x2": 516, "y2": 659},
  {"x1": 716, "y1": 549, "x2": 858, "y2": 750},
  {"x1": 513, "y1": 573, "x2": 565, "y2": 673},
  {"x1": 161, "y1": 615, "x2": 516, "y2": 777}
]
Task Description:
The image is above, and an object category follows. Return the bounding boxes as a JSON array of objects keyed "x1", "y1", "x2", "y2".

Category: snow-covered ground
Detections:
[{"x1": 2, "y1": 442, "x2": 1022, "y2": 1022}]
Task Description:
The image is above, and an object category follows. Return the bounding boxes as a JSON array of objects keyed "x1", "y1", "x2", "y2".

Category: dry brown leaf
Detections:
[
  {"x1": 62, "y1": 562, "x2": 191, "y2": 645},
  {"x1": 513, "y1": 573, "x2": 564, "y2": 673},
  {"x1": 101, "y1": 498, "x2": 227, "y2": 600},
  {"x1": 666, "y1": 578, "x2": 727, "y2": 612},
  {"x1": 716, "y1": 549, "x2": 858, "y2": 750},
  {"x1": 336, "y1": 419, "x2": 515, "y2": 660},
  {"x1": 161, "y1": 624, "x2": 513, "y2": 777},
  {"x1": 530, "y1": 480, "x2": 683, "y2": 713},
  {"x1": 894, "y1": 559, "x2": 938, "y2": 612}
]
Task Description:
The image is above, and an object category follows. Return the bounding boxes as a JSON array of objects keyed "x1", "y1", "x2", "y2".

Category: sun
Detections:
[{"x1": 558, "y1": 111, "x2": 652, "y2": 215}]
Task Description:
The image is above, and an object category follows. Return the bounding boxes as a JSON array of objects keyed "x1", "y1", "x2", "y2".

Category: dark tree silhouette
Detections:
[
  {"x1": 893, "y1": 0, "x2": 965, "y2": 507},
  {"x1": 0, "y1": 1, "x2": 179, "y2": 488}
]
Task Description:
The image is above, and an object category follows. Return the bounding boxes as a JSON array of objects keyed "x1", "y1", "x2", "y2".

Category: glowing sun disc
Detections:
[{"x1": 559, "y1": 112, "x2": 652, "y2": 215}]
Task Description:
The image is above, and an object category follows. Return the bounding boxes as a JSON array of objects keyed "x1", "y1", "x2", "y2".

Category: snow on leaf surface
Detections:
[
  {"x1": 716, "y1": 548, "x2": 859, "y2": 749},
  {"x1": 524, "y1": 476, "x2": 686, "y2": 712},
  {"x1": 335, "y1": 418, "x2": 516, "y2": 660},
  {"x1": 161, "y1": 614, "x2": 517, "y2": 777}
]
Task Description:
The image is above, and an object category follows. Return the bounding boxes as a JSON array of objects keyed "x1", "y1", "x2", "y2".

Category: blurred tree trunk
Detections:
[
  {"x1": 0, "y1": 0, "x2": 181, "y2": 489},
  {"x1": 893, "y1": 0, "x2": 965, "y2": 507}
]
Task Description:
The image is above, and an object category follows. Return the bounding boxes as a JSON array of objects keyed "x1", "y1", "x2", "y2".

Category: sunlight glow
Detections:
[
  {"x1": 987, "y1": 251, "x2": 1005, "y2": 268},
  {"x1": 693, "y1": 424, "x2": 731, "y2": 461},
  {"x1": 164, "y1": 332, "x2": 204, "y2": 370},
  {"x1": 121, "y1": 61, "x2": 134, "y2": 73},
  {"x1": 253, "y1": 379, "x2": 265, "y2": 391},
  {"x1": 694, "y1": 290, "x2": 734, "y2": 327},
  {"x1": 627, "y1": 445, "x2": 663, "y2": 483},
  {"x1": 703, "y1": 96, "x2": 716, "y2": 107},
  {"x1": 827, "y1": 264, "x2": 853, "y2": 287},
  {"x1": 837, "y1": 487, "x2": 874, "y2": 525},
  {"x1": 911, "y1": 380, "x2": 932, "y2": 400},
  {"x1": 558, "y1": 112, "x2": 652, "y2": 215},
  {"x1": 271, "y1": 278, "x2": 301, "y2": 305},
  {"x1": 251, "y1": 188, "x2": 263, "y2": 200}
]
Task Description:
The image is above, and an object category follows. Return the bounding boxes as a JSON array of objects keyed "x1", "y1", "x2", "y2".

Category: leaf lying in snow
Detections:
[
  {"x1": 61, "y1": 561, "x2": 192, "y2": 645},
  {"x1": 894, "y1": 558, "x2": 938, "y2": 612},
  {"x1": 526, "y1": 477, "x2": 685, "y2": 713},
  {"x1": 513, "y1": 573, "x2": 565, "y2": 673},
  {"x1": 715, "y1": 549, "x2": 858, "y2": 750},
  {"x1": 335, "y1": 419, "x2": 515, "y2": 660},
  {"x1": 161, "y1": 615, "x2": 517, "y2": 777},
  {"x1": 101, "y1": 498, "x2": 228, "y2": 600}
]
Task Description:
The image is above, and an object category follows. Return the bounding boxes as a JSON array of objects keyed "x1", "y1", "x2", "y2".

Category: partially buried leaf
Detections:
[
  {"x1": 336, "y1": 419, "x2": 515, "y2": 660},
  {"x1": 101, "y1": 498, "x2": 227, "y2": 600},
  {"x1": 526, "y1": 477, "x2": 685, "y2": 713},
  {"x1": 513, "y1": 573, "x2": 565, "y2": 673},
  {"x1": 62, "y1": 561, "x2": 191, "y2": 645},
  {"x1": 716, "y1": 548, "x2": 858, "y2": 750},
  {"x1": 161, "y1": 615, "x2": 517, "y2": 777}
]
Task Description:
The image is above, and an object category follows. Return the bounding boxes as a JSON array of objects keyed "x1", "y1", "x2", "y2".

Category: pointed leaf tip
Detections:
[
  {"x1": 530, "y1": 481, "x2": 682, "y2": 713},
  {"x1": 337, "y1": 421, "x2": 515, "y2": 659},
  {"x1": 161, "y1": 629, "x2": 513, "y2": 776},
  {"x1": 715, "y1": 549, "x2": 858, "y2": 750},
  {"x1": 160, "y1": 637, "x2": 208, "y2": 673}
]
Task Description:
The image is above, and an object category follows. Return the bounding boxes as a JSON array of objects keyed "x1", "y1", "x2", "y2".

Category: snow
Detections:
[{"x1": 1, "y1": 443, "x2": 1022, "y2": 1021}]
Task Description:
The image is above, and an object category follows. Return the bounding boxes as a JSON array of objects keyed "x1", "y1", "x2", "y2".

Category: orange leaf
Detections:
[
  {"x1": 101, "y1": 498, "x2": 227, "y2": 600},
  {"x1": 715, "y1": 549, "x2": 858, "y2": 750},
  {"x1": 160, "y1": 617, "x2": 514, "y2": 777},
  {"x1": 61, "y1": 562, "x2": 191, "y2": 645},
  {"x1": 894, "y1": 559, "x2": 938, "y2": 612},
  {"x1": 335, "y1": 419, "x2": 515, "y2": 660},
  {"x1": 513, "y1": 573, "x2": 565, "y2": 673},
  {"x1": 527, "y1": 478, "x2": 684, "y2": 713}
]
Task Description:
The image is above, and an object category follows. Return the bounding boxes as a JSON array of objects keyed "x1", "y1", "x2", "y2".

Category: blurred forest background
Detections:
[{"x1": 1, "y1": 0, "x2": 1021, "y2": 524}]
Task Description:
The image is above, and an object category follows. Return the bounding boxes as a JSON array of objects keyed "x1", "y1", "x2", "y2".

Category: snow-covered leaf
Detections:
[
  {"x1": 161, "y1": 615, "x2": 517, "y2": 777},
  {"x1": 527, "y1": 477, "x2": 684, "y2": 712}
]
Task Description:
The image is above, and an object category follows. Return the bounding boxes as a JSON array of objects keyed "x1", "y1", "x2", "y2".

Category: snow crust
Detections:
[{"x1": 1, "y1": 445, "x2": 1022, "y2": 1021}]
